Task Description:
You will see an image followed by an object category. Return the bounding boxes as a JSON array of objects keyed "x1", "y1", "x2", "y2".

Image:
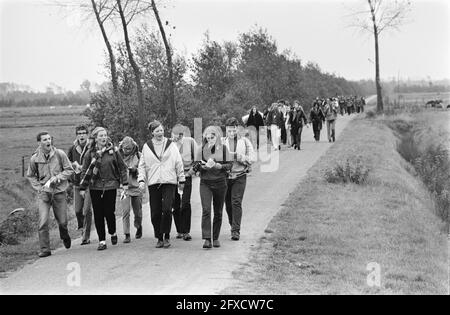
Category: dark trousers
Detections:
[
  {"x1": 90, "y1": 189, "x2": 117, "y2": 242},
  {"x1": 200, "y1": 179, "x2": 228, "y2": 240},
  {"x1": 225, "y1": 175, "x2": 247, "y2": 235},
  {"x1": 312, "y1": 121, "x2": 321, "y2": 141},
  {"x1": 149, "y1": 184, "x2": 177, "y2": 240},
  {"x1": 280, "y1": 125, "x2": 287, "y2": 145},
  {"x1": 172, "y1": 176, "x2": 193, "y2": 234},
  {"x1": 292, "y1": 126, "x2": 304, "y2": 149}
]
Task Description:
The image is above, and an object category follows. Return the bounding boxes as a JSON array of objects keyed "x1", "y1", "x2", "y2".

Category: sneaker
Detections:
[
  {"x1": 111, "y1": 235, "x2": 118, "y2": 245},
  {"x1": 97, "y1": 243, "x2": 107, "y2": 251},
  {"x1": 176, "y1": 233, "x2": 184, "y2": 239},
  {"x1": 203, "y1": 239, "x2": 212, "y2": 249},
  {"x1": 135, "y1": 227, "x2": 142, "y2": 239},
  {"x1": 163, "y1": 239, "x2": 171, "y2": 248},
  {"x1": 156, "y1": 240, "x2": 164, "y2": 248},
  {"x1": 63, "y1": 237, "x2": 71, "y2": 249},
  {"x1": 38, "y1": 251, "x2": 51, "y2": 258},
  {"x1": 231, "y1": 232, "x2": 240, "y2": 241},
  {"x1": 213, "y1": 240, "x2": 221, "y2": 248},
  {"x1": 81, "y1": 240, "x2": 90, "y2": 246},
  {"x1": 123, "y1": 234, "x2": 131, "y2": 244},
  {"x1": 183, "y1": 233, "x2": 192, "y2": 241}
]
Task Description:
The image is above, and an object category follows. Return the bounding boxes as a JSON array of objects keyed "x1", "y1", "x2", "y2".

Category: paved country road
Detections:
[{"x1": 0, "y1": 97, "x2": 374, "y2": 295}]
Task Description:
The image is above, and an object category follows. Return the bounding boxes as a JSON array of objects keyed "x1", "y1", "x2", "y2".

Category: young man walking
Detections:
[
  {"x1": 171, "y1": 124, "x2": 198, "y2": 241},
  {"x1": 224, "y1": 118, "x2": 256, "y2": 241},
  {"x1": 27, "y1": 131, "x2": 74, "y2": 257},
  {"x1": 67, "y1": 125, "x2": 92, "y2": 245}
]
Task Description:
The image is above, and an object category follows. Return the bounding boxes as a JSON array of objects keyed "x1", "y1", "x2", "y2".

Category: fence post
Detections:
[{"x1": 22, "y1": 156, "x2": 25, "y2": 177}]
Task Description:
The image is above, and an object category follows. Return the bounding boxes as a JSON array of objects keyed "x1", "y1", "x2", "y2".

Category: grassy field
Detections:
[
  {"x1": 0, "y1": 105, "x2": 89, "y2": 174},
  {"x1": 223, "y1": 107, "x2": 449, "y2": 295},
  {"x1": 0, "y1": 105, "x2": 88, "y2": 221},
  {"x1": 390, "y1": 91, "x2": 450, "y2": 108}
]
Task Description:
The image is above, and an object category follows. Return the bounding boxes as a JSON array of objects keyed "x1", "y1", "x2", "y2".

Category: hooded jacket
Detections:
[
  {"x1": 27, "y1": 146, "x2": 74, "y2": 194},
  {"x1": 138, "y1": 137, "x2": 186, "y2": 187}
]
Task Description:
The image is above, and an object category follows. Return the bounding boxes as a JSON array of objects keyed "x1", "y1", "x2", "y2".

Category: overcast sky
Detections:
[{"x1": 0, "y1": 0, "x2": 449, "y2": 91}]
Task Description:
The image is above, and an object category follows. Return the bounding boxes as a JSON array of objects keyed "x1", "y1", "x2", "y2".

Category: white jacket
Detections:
[{"x1": 138, "y1": 138, "x2": 185, "y2": 186}]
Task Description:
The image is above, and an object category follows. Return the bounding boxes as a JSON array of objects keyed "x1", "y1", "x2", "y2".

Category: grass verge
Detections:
[{"x1": 223, "y1": 114, "x2": 448, "y2": 295}]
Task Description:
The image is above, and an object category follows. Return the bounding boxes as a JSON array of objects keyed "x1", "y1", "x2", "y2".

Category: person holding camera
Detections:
[
  {"x1": 80, "y1": 127, "x2": 129, "y2": 251},
  {"x1": 192, "y1": 126, "x2": 233, "y2": 249},
  {"x1": 118, "y1": 136, "x2": 143, "y2": 244},
  {"x1": 138, "y1": 121, "x2": 185, "y2": 249},
  {"x1": 27, "y1": 131, "x2": 74, "y2": 258},
  {"x1": 223, "y1": 118, "x2": 256, "y2": 241}
]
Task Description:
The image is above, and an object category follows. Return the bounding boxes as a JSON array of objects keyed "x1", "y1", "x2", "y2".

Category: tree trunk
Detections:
[
  {"x1": 369, "y1": 0, "x2": 384, "y2": 112},
  {"x1": 91, "y1": 0, "x2": 118, "y2": 95},
  {"x1": 151, "y1": 0, "x2": 177, "y2": 127},
  {"x1": 374, "y1": 31, "x2": 384, "y2": 112},
  {"x1": 116, "y1": 0, "x2": 146, "y2": 140}
]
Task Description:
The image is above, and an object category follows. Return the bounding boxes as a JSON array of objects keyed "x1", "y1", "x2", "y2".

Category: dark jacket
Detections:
[
  {"x1": 310, "y1": 108, "x2": 325, "y2": 130},
  {"x1": 266, "y1": 108, "x2": 284, "y2": 128},
  {"x1": 80, "y1": 143, "x2": 128, "y2": 191},
  {"x1": 288, "y1": 108, "x2": 308, "y2": 134},
  {"x1": 246, "y1": 111, "x2": 264, "y2": 131},
  {"x1": 198, "y1": 144, "x2": 233, "y2": 182},
  {"x1": 67, "y1": 140, "x2": 88, "y2": 186}
]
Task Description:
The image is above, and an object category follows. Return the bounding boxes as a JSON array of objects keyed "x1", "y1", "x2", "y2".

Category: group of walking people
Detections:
[
  {"x1": 246, "y1": 97, "x2": 348, "y2": 150},
  {"x1": 26, "y1": 94, "x2": 366, "y2": 257},
  {"x1": 27, "y1": 117, "x2": 255, "y2": 256}
]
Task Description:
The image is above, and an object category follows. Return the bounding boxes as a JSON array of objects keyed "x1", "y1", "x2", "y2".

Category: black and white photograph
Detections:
[{"x1": 0, "y1": 0, "x2": 449, "y2": 298}]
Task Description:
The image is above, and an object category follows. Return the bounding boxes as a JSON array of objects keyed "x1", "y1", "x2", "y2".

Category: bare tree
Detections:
[
  {"x1": 51, "y1": 1, "x2": 119, "y2": 95},
  {"x1": 116, "y1": 0, "x2": 147, "y2": 139},
  {"x1": 90, "y1": 0, "x2": 119, "y2": 95},
  {"x1": 150, "y1": 0, "x2": 177, "y2": 126},
  {"x1": 348, "y1": 0, "x2": 411, "y2": 112}
]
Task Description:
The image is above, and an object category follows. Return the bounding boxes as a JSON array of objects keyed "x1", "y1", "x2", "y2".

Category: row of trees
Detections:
[
  {"x1": 79, "y1": 0, "x2": 413, "y2": 145},
  {"x1": 0, "y1": 82, "x2": 91, "y2": 107},
  {"x1": 85, "y1": 25, "x2": 374, "y2": 145}
]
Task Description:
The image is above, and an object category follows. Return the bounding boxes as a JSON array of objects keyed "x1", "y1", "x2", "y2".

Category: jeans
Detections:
[
  {"x1": 225, "y1": 175, "x2": 247, "y2": 235},
  {"x1": 292, "y1": 126, "x2": 304, "y2": 148},
  {"x1": 200, "y1": 179, "x2": 228, "y2": 240},
  {"x1": 121, "y1": 194, "x2": 143, "y2": 235},
  {"x1": 312, "y1": 121, "x2": 322, "y2": 141},
  {"x1": 90, "y1": 189, "x2": 117, "y2": 242},
  {"x1": 172, "y1": 176, "x2": 193, "y2": 234},
  {"x1": 149, "y1": 184, "x2": 176, "y2": 240},
  {"x1": 73, "y1": 186, "x2": 92, "y2": 242},
  {"x1": 38, "y1": 191, "x2": 70, "y2": 253},
  {"x1": 326, "y1": 120, "x2": 336, "y2": 141}
]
